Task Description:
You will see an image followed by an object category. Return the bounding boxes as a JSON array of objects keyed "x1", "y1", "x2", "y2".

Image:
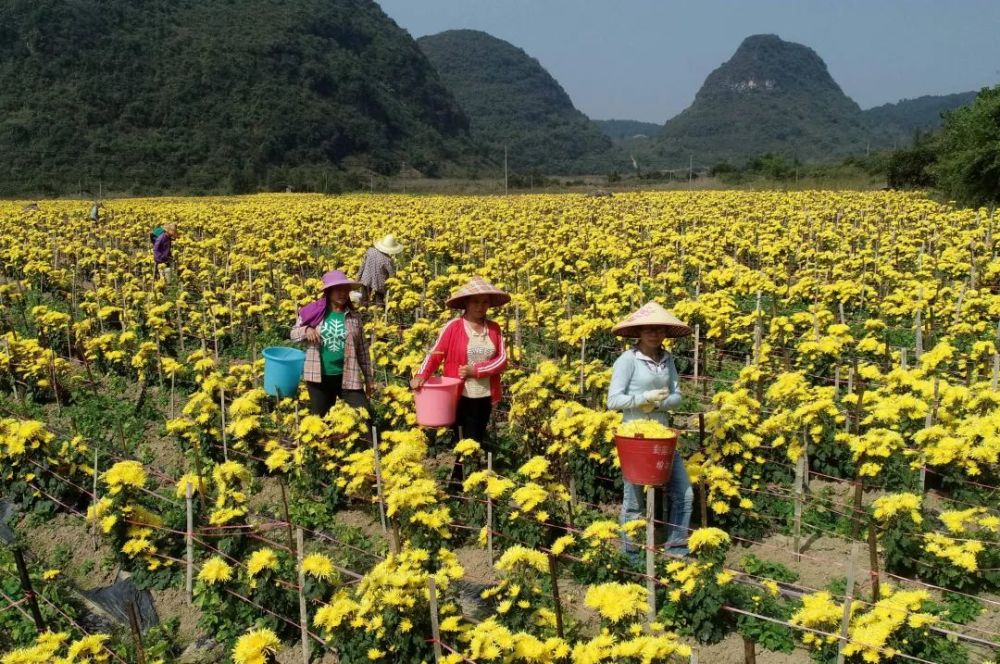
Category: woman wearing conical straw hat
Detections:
[
  {"x1": 412, "y1": 276, "x2": 510, "y2": 452},
  {"x1": 607, "y1": 301, "x2": 693, "y2": 556}
]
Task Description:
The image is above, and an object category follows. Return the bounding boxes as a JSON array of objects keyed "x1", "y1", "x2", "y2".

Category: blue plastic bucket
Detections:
[{"x1": 262, "y1": 347, "x2": 306, "y2": 398}]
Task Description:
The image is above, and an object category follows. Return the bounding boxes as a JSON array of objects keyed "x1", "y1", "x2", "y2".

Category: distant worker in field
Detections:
[
  {"x1": 607, "y1": 301, "x2": 693, "y2": 556},
  {"x1": 291, "y1": 270, "x2": 374, "y2": 416},
  {"x1": 89, "y1": 201, "x2": 102, "y2": 222},
  {"x1": 412, "y1": 277, "x2": 510, "y2": 456},
  {"x1": 357, "y1": 234, "x2": 403, "y2": 305},
  {"x1": 153, "y1": 223, "x2": 177, "y2": 280}
]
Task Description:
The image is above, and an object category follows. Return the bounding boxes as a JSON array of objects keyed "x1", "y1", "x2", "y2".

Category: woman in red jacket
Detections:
[{"x1": 411, "y1": 276, "x2": 510, "y2": 448}]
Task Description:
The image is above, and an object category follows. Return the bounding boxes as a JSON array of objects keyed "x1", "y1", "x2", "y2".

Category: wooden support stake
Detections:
[
  {"x1": 185, "y1": 482, "x2": 194, "y2": 603},
  {"x1": 868, "y1": 523, "x2": 881, "y2": 603},
  {"x1": 126, "y1": 599, "x2": 146, "y2": 664},
  {"x1": 92, "y1": 447, "x2": 100, "y2": 548},
  {"x1": 219, "y1": 385, "x2": 228, "y2": 461},
  {"x1": 693, "y1": 324, "x2": 700, "y2": 385},
  {"x1": 698, "y1": 413, "x2": 708, "y2": 527},
  {"x1": 278, "y1": 479, "x2": 295, "y2": 551},
  {"x1": 836, "y1": 542, "x2": 860, "y2": 664},
  {"x1": 428, "y1": 576, "x2": 443, "y2": 663},
  {"x1": 487, "y1": 452, "x2": 494, "y2": 563},
  {"x1": 548, "y1": 553, "x2": 565, "y2": 638},
  {"x1": 914, "y1": 289, "x2": 924, "y2": 359},
  {"x1": 372, "y1": 426, "x2": 388, "y2": 535},
  {"x1": 793, "y1": 452, "x2": 805, "y2": 562},
  {"x1": 296, "y1": 528, "x2": 310, "y2": 664},
  {"x1": 646, "y1": 485, "x2": 656, "y2": 622},
  {"x1": 753, "y1": 292, "x2": 762, "y2": 364},
  {"x1": 743, "y1": 635, "x2": 757, "y2": 664},
  {"x1": 12, "y1": 546, "x2": 45, "y2": 633}
]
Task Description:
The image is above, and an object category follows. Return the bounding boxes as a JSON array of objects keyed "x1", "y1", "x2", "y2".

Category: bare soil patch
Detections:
[{"x1": 22, "y1": 512, "x2": 116, "y2": 591}]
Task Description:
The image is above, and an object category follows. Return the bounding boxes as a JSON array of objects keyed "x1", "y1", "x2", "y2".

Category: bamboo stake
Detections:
[
  {"x1": 693, "y1": 324, "x2": 700, "y2": 386},
  {"x1": 126, "y1": 599, "x2": 146, "y2": 664},
  {"x1": 548, "y1": 554, "x2": 565, "y2": 638},
  {"x1": 219, "y1": 385, "x2": 228, "y2": 461},
  {"x1": 372, "y1": 426, "x2": 388, "y2": 535},
  {"x1": 487, "y1": 452, "x2": 494, "y2": 563},
  {"x1": 92, "y1": 447, "x2": 100, "y2": 548},
  {"x1": 296, "y1": 528, "x2": 310, "y2": 664},
  {"x1": 868, "y1": 523, "x2": 881, "y2": 603},
  {"x1": 186, "y1": 481, "x2": 194, "y2": 603},
  {"x1": 428, "y1": 577, "x2": 443, "y2": 663},
  {"x1": 743, "y1": 635, "x2": 756, "y2": 664},
  {"x1": 12, "y1": 546, "x2": 45, "y2": 633},
  {"x1": 835, "y1": 543, "x2": 860, "y2": 664},
  {"x1": 793, "y1": 451, "x2": 805, "y2": 562},
  {"x1": 646, "y1": 486, "x2": 656, "y2": 622}
]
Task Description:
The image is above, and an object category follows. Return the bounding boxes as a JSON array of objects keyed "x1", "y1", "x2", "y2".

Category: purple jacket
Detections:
[
  {"x1": 153, "y1": 232, "x2": 172, "y2": 264},
  {"x1": 298, "y1": 298, "x2": 327, "y2": 328}
]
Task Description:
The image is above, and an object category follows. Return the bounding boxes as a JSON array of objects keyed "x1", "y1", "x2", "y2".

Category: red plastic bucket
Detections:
[
  {"x1": 413, "y1": 376, "x2": 463, "y2": 427},
  {"x1": 614, "y1": 431, "x2": 678, "y2": 485}
]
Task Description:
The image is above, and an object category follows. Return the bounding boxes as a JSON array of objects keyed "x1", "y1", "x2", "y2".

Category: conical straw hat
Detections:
[
  {"x1": 374, "y1": 234, "x2": 404, "y2": 255},
  {"x1": 445, "y1": 276, "x2": 511, "y2": 309},
  {"x1": 612, "y1": 301, "x2": 692, "y2": 338}
]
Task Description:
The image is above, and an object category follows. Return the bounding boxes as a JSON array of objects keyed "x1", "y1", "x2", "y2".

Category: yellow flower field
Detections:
[{"x1": 1, "y1": 191, "x2": 998, "y2": 662}]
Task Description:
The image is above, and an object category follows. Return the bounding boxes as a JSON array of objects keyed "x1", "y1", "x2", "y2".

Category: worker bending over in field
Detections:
[
  {"x1": 153, "y1": 223, "x2": 177, "y2": 281},
  {"x1": 357, "y1": 234, "x2": 403, "y2": 305},
  {"x1": 412, "y1": 277, "x2": 509, "y2": 469},
  {"x1": 607, "y1": 301, "x2": 693, "y2": 556},
  {"x1": 291, "y1": 270, "x2": 374, "y2": 416}
]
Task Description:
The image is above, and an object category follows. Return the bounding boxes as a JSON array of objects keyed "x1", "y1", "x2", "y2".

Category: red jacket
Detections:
[{"x1": 417, "y1": 318, "x2": 507, "y2": 404}]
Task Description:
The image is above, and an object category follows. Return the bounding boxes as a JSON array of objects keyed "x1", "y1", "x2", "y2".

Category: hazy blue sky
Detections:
[{"x1": 377, "y1": 0, "x2": 1000, "y2": 123}]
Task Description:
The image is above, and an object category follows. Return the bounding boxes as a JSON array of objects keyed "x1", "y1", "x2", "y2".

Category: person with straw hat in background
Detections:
[
  {"x1": 607, "y1": 301, "x2": 693, "y2": 556},
  {"x1": 412, "y1": 276, "x2": 510, "y2": 455},
  {"x1": 291, "y1": 270, "x2": 374, "y2": 416},
  {"x1": 357, "y1": 234, "x2": 404, "y2": 305}
]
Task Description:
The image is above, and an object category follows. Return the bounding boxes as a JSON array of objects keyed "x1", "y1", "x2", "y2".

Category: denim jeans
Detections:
[{"x1": 620, "y1": 451, "x2": 693, "y2": 550}]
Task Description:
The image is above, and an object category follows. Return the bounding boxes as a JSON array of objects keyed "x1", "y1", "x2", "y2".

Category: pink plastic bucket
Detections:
[{"x1": 414, "y1": 376, "x2": 463, "y2": 427}]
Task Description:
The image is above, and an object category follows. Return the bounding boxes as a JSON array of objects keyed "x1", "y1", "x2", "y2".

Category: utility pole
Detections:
[
  {"x1": 688, "y1": 155, "x2": 693, "y2": 186},
  {"x1": 504, "y1": 144, "x2": 509, "y2": 196}
]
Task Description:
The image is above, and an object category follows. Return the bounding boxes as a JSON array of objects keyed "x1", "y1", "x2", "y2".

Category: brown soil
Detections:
[
  {"x1": 142, "y1": 427, "x2": 187, "y2": 480},
  {"x1": 727, "y1": 533, "x2": 857, "y2": 593},
  {"x1": 687, "y1": 634, "x2": 811, "y2": 663},
  {"x1": 275, "y1": 642, "x2": 338, "y2": 664},
  {"x1": 247, "y1": 476, "x2": 285, "y2": 517},
  {"x1": 334, "y1": 507, "x2": 387, "y2": 546},
  {"x1": 454, "y1": 545, "x2": 496, "y2": 586},
  {"x1": 150, "y1": 586, "x2": 203, "y2": 644},
  {"x1": 21, "y1": 512, "x2": 117, "y2": 591}
]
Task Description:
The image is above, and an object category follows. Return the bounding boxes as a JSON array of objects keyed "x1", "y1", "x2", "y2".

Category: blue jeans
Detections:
[{"x1": 620, "y1": 452, "x2": 693, "y2": 550}]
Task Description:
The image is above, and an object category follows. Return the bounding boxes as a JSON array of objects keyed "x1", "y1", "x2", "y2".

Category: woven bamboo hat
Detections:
[
  {"x1": 445, "y1": 276, "x2": 511, "y2": 309},
  {"x1": 612, "y1": 301, "x2": 692, "y2": 338}
]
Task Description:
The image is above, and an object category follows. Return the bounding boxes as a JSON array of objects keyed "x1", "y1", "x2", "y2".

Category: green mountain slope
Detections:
[
  {"x1": 417, "y1": 29, "x2": 616, "y2": 174},
  {"x1": 0, "y1": 0, "x2": 479, "y2": 195},
  {"x1": 653, "y1": 34, "x2": 889, "y2": 165},
  {"x1": 864, "y1": 91, "x2": 978, "y2": 135}
]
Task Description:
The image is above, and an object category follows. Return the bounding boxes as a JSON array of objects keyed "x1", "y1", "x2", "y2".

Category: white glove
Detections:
[
  {"x1": 639, "y1": 402, "x2": 657, "y2": 414},
  {"x1": 641, "y1": 389, "x2": 671, "y2": 406}
]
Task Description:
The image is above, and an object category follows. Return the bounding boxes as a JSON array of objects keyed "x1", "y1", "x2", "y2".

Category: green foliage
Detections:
[
  {"x1": 941, "y1": 593, "x2": 983, "y2": 625},
  {"x1": 886, "y1": 132, "x2": 939, "y2": 189},
  {"x1": 934, "y1": 85, "x2": 1000, "y2": 206},
  {"x1": 739, "y1": 554, "x2": 799, "y2": 583},
  {"x1": 0, "y1": 0, "x2": 481, "y2": 196},
  {"x1": 418, "y1": 30, "x2": 617, "y2": 174}
]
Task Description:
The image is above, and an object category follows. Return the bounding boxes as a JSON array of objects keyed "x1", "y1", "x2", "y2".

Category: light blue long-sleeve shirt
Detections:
[{"x1": 606, "y1": 347, "x2": 682, "y2": 424}]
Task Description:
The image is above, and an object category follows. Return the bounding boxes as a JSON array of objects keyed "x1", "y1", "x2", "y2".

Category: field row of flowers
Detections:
[{"x1": 1, "y1": 192, "x2": 998, "y2": 663}]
